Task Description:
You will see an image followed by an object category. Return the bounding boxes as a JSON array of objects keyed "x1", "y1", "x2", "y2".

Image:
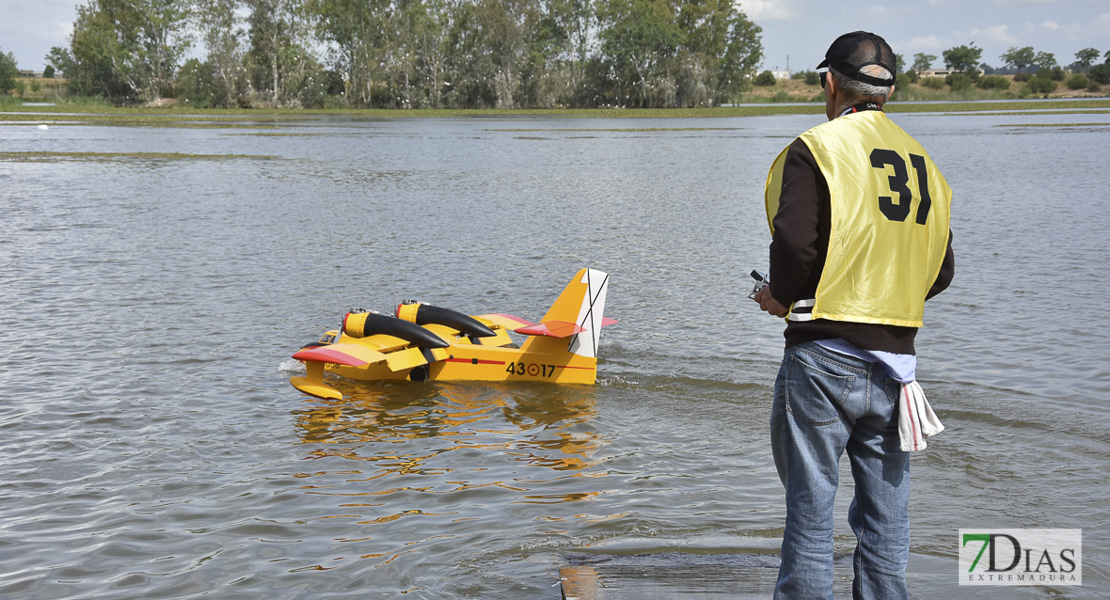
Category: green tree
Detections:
[
  {"x1": 1033, "y1": 51, "x2": 1056, "y2": 69},
  {"x1": 384, "y1": 0, "x2": 435, "y2": 108},
  {"x1": 43, "y1": 64, "x2": 55, "y2": 79},
  {"x1": 1001, "y1": 46, "x2": 1034, "y2": 72},
  {"x1": 312, "y1": 0, "x2": 437, "y2": 107},
  {"x1": 550, "y1": 0, "x2": 597, "y2": 105},
  {"x1": 193, "y1": 0, "x2": 245, "y2": 107},
  {"x1": 594, "y1": 0, "x2": 760, "y2": 108},
  {"x1": 108, "y1": 0, "x2": 191, "y2": 101},
  {"x1": 911, "y1": 52, "x2": 935, "y2": 73},
  {"x1": 48, "y1": 2, "x2": 136, "y2": 101},
  {"x1": 245, "y1": 0, "x2": 316, "y2": 107},
  {"x1": 407, "y1": 0, "x2": 455, "y2": 108},
  {"x1": 0, "y1": 48, "x2": 17, "y2": 95},
  {"x1": 673, "y1": 0, "x2": 762, "y2": 105},
  {"x1": 598, "y1": 0, "x2": 683, "y2": 107},
  {"x1": 477, "y1": 0, "x2": 539, "y2": 108},
  {"x1": 47, "y1": 0, "x2": 190, "y2": 103},
  {"x1": 1075, "y1": 47, "x2": 1100, "y2": 70},
  {"x1": 309, "y1": 0, "x2": 385, "y2": 106},
  {"x1": 442, "y1": 0, "x2": 494, "y2": 107},
  {"x1": 431, "y1": 0, "x2": 547, "y2": 109},
  {"x1": 176, "y1": 57, "x2": 219, "y2": 106},
  {"x1": 942, "y1": 43, "x2": 982, "y2": 73},
  {"x1": 518, "y1": 0, "x2": 577, "y2": 107},
  {"x1": 714, "y1": 5, "x2": 762, "y2": 101}
]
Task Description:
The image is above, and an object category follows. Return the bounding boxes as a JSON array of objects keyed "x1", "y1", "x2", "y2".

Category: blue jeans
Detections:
[{"x1": 770, "y1": 342, "x2": 910, "y2": 600}]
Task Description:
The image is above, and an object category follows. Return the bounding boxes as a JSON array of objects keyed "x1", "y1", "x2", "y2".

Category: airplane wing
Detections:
[
  {"x1": 514, "y1": 320, "x2": 587, "y2": 338},
  {"x1": 475, "y1": 313, "x2": 535, "y2": 330},
  {"x1": 293, "y1": 341, "x2": 450, "y2": 371},
  {"x1": 293, "y1": 342, "x2": 387, "y2": 367},
  {"x1": 511, "y1": 316, "x2": 617, "y2": 339}
]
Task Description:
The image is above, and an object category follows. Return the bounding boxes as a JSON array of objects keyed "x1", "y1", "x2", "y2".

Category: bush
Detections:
[
  {"x1": 946, "y1": 72, "x2": 973, "y2": 91},
  {"x1": 803, "y1": 71, "x2": 819, "y2": 86},
  {"x1": 1025, "y1": 77, "x2": 1058, "y2": 95},
  {"x1": 1066, "y1": 74, "x2": 1090, "y2": 90},
  {"x1": 920, "y1": 77, "x2": 946, "y2": 89},
  {"x1": 754, "y1": 70, "x2": 776, "y2": 86},
  {"x1": 1087, "y1": 79, "x2": 1103, "y2": 93},
  {"x1": 1089, "y1": 64, "x2": 1110, "y2": 85},
  {"x1": 43, "y1": 65, "x2": 55, "y2": 79},
  {"x1": 1038, "y1": 66, "x2": 1065, "y2": 82},
  {"x1": 976, "y1": 75, "x2": 1011, "y2": 90},
  {"x1": 1013, "y1": 72, "x2": 1033, "y2": 82}
]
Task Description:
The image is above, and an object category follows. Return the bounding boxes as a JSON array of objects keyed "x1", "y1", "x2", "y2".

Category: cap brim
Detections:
[{"x1": 817, "y1": 58, "x2": 829, "y2": 70}]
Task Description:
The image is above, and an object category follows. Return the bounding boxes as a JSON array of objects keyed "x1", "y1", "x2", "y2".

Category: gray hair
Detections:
[{"x1": 830, "y1": 64, "x2": 893, "y2": 102}]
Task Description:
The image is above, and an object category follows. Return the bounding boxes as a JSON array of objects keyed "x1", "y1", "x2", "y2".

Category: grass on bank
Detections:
[{"x1": 3, "y1": 76, "x2": 1109, "y2": 123}]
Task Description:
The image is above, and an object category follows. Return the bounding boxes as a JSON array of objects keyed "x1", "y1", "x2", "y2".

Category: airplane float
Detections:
[{"x1": 289, "y1": 268, "x2": 616, "y2": 399}]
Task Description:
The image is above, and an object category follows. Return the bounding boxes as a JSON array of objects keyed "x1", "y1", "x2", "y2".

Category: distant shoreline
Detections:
[
  {"x1": 2, "y1": 98, "x2": 1108, "y2": 123},
  {"x1": 6, "y1": 70, "x2": 1108, "y2": 115}
]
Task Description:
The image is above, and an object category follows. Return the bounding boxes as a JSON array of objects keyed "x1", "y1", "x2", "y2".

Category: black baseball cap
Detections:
[{"x1": 817, "y1": 31, "x2": 896, "y2": 86}]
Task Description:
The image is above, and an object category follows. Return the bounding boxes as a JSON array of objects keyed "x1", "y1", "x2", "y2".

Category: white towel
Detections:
[{"x1": 898, "y1": 381, "x2": 944, "y2": 452}]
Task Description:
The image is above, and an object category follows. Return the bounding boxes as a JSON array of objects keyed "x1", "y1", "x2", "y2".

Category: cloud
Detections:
[
  {"x1": 907, "y1": 35, "x2": 944, "y2": 51},
  {"x1": 956, "y1": 24, "x2": 1020, "y2": 47},
  {"x1": 57, "y1": 20, "x2": 74, "y2": 39},
  {"x1": 736, "y1": 0, "x2": 801, "y2": 21},
  {"x1": 1042, "y1": 21, "x2": 1060, "y2": 30}
]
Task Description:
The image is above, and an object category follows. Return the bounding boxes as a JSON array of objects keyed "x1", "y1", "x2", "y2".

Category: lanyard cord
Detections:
[{"x1": 840, "y1": 102, "x2": 882, "y2": 116}]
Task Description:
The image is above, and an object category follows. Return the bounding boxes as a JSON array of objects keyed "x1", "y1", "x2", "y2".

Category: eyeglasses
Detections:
[{"x1": 818, "y1": 67, "x2": 829, "y2": 89}]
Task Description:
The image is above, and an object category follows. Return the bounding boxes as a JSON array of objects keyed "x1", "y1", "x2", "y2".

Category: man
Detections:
[{"x1": 754, "y1": 31, "x2": 954, "y2": 599}]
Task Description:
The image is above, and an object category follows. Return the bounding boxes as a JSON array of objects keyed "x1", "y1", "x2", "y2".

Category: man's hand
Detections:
[{"x1": 754, "y1": 286, "x2": 789, "y2": 318}]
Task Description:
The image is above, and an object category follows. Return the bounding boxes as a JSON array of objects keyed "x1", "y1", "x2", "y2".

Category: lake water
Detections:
[{"x1": 1, "y1": 106, "x2": 1107, "y2": 598}]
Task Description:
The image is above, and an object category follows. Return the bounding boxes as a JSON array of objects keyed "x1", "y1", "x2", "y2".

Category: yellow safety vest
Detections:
[{"x1": 765, "y1": 111, "x2": 951, "y2": 328}]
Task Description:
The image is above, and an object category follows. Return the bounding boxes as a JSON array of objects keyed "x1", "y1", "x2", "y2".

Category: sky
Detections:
[
  {"x1": 740, "y1": 0, "x2": 1110, "y2": 73},
  {"x1": 1, "y1": 0, "x2": 1108, "y2": 73}
]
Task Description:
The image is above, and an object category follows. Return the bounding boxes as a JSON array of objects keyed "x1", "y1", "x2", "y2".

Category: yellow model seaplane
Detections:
[{"x1": 290, "y1": 268, "x2": 616, "y2": 399}]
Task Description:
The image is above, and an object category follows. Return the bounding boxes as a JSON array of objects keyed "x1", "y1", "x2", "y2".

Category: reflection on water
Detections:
[
  {"x1": 294, "y1": 382, "x2": 604, "y2": 508},
  {"x1": 276, "y1": 381, "x2": 613, "y2": 587}
]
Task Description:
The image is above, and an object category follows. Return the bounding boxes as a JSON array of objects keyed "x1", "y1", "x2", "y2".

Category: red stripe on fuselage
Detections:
[
  {"x1": 443, "y1": 357, "x2": 592, "y2": 371},
  {"x1": 446, "y1": 357, "x2": 506, "y2": 365}
]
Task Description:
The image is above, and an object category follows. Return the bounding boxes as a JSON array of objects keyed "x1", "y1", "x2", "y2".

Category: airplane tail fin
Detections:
[{"x1": 519, "y1": 268, "x2": 614, "y2": 360}]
